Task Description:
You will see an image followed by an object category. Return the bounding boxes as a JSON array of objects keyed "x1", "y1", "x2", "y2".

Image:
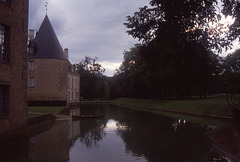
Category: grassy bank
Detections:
[
  {"x1": 111, "y1": 95, "x2": 232, "y2": 128},
  {"x1": 113, "y1": 95, "x2": 232, "y2": 117},
  {"x1": 28, "y1": 106, "x2": 65, "y2": 117}
]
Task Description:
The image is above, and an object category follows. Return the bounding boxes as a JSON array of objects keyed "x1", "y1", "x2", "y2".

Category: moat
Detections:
[{"x1": 0, "y1": 104, "x2": 230, "y2": 161}]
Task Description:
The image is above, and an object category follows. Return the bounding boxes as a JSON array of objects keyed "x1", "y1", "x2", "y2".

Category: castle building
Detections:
[
  {"x1": 28, "y1": 15, "x2": 80, "y2": 106},
  {"x1": 0, "y1": 0, "x2": 29, "y2": 143}
]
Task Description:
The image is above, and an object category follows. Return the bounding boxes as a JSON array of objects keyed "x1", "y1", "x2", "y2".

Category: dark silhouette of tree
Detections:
[
  {"x1": 124, "y1": 0, "x2": 237, "y2": 52},
  {"x1": 222, "y1": 1, "x2": 240, "y2": 43},
  {"x1": 74, "y1": 56, "x2": 109, "y2": 100},
  {"x1": 223, "y1": 49, "x2": 240, "y2": 92},
  {"x1": 110, "y1": 0, "x2": 239, "y2": 99}
]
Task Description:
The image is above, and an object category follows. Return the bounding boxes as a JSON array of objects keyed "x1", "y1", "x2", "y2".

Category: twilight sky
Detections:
[
  {"x1": 29, "y1": 0, "x2": 239, "y2": 76},
  {"x1": 29, "y1": 0, "x2": 149, "y2": 76}
]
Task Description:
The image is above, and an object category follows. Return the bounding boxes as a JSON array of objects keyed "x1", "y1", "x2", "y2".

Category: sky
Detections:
[
  {"x1": 29, "y1": 0, "x2": 239, "y2": 76},
  {"x1": 29, "y1": 0, "x2": 149, "y2": 76}
]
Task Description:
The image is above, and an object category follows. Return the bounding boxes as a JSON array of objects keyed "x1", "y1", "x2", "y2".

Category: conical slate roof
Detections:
[{"x1": 29, "y1": 15, "x2": 67, "y2": 60}]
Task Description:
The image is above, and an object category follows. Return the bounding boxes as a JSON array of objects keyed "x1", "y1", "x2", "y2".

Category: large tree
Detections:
[
  {"x1": 222, "y1": 0, "x2": 240, "y2": 43},
  {"x1": 74, "y1": 56, "x2": 109, "y2": 100},
  {"x1": 111, "y1": 0, "x2": 240, "y2": 99},
  {"x1": 223, "y1": 49, "x2": 240, "y2": 92},
  {"x1": 124, "y1": 0, "x2": 240, "y2": 52}
]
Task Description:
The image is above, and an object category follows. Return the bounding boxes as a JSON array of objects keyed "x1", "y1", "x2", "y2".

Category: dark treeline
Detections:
[
  {"x1": 75, "y1": 49, "x2": 240, "y2": 100},
  {"x1": 76, "y1": 0, "x2": 240, "y2": 100},
  {"x1": 109, "y1": 47, "x2": 240, "y2": 99},
  {"x1": 109, "y1": 0, "x2": 240, "y2": 99}
]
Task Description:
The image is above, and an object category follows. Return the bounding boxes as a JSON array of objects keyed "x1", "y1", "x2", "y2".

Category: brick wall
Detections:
[{"x1": 0, "y1": 0, "x2": 29, "y2": 144}]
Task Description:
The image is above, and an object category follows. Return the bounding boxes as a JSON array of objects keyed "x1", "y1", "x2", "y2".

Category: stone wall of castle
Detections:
[
  {"x1": 28, "y1": 58, "x2": 70, "y2": 103},
  {"x1": 0, "y1": 0, "x2": 29, "y2": 143}
]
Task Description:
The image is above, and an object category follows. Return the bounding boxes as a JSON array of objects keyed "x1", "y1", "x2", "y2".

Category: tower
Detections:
[{"x1": 28, "y1": 15, "x2": 73, "y2": 106}]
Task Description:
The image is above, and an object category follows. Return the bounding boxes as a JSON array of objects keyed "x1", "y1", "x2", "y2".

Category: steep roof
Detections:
[{"x1": 29, "y1": 15, "x2": 67, "y2": 60}]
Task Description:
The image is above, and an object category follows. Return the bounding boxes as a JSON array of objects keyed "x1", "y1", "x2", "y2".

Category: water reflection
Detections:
[
  {"x1": 0, "y1": 104, "x2": 230, "y2": 162},
  {"x1": 30, "y1": 120, "x2": 82, "y2": 162},
  {"x1": 108, "y1": 106, "x2": 213, "y2": 162},
  {"x1": 172, "y1": 119, "x2": 186, "y2": 132}
]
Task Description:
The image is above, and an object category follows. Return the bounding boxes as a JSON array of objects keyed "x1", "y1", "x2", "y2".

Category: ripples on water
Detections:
[{"x1": 0, "y1": 104, "x2": 230, "y2": 162}]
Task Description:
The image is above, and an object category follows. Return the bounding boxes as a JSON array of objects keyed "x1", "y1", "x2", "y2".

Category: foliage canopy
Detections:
[{"x1": 110, "y1": 0, "x2": 240, "y2": 99}]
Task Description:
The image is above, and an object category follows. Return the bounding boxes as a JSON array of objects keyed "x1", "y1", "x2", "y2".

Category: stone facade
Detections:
[
  {"x1": 0, "y1": 0, "x2": 29, "y2": 143},
  {"x1": 28, "y1": 58, "x2": 69, "y2": 103},
  {"x1": 68, "y1": 69, "x2": 80, "y2": 102}
]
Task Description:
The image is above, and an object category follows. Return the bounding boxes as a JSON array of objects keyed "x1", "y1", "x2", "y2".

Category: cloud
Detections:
[
  {"x1": 29, "y1": 0, "x2": 149, "y2": 76},
  {"x1": 30, "y1": 0, "x2": 240, "y2": 76}
]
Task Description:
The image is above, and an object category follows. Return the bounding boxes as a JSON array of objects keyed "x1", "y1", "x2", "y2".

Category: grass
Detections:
[
  {"x1": 111, "y1": 95, "x2": 233, "y2": 128},
  {"x1": 80, "y1": 100, "x2": 111, "y2": 103},
  {"x1": 112, "y1": 95, "x2": 232, "y2": 117},
  {"x1": 28, "y1": 106, "x2": 65, "y2": 117},
  {"x1": 28, "y1": 113, "x2": 41, "y2": 118}
]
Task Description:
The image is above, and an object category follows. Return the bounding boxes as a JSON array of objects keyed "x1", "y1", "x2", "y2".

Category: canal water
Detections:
[{"x1": 0, "y1": 104, "x2": 228, "y2": 162}]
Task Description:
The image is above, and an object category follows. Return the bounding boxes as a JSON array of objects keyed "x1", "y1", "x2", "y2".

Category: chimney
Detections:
[
  {"x1": 64, "y1": 48, "x2": 69, "y2": 60},
  {"x1": 29, "y1": 29, "x2": 35, "y2": 40}
]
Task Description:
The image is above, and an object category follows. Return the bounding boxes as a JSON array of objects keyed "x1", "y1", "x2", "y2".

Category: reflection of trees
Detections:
[
  {"x1": 79, "y1": 119, "x2": 107, "y2": 147},
  {"x1": 109, "y1": 105, "x2": 212, "y2": 161},
  {"x1": 78, "y1": 104, "x2": 212, "y2": 161},
  {"x1": 79, "y1": 104, "x2": 109, "y2": 147}
]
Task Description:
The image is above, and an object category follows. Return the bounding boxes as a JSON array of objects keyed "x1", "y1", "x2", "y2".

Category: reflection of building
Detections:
[
  {"x1": 29, "y1": 120, "x2": 81, "y2": 161},
  {"x1": 28, "y1": 15, "x2": 80, "y2": 106},
  {"x1": 69, "y1": 121, "x2": 81, "y2": 140},
  {"x1": 29, "y1": 122, "x2": 70, "y2": 162},
  {"x1": 69, "y1": 109, "x2": 81, "y2": 139},
  {"x1": 0, "y1": 0, "x2": 29, "y2": 143}
]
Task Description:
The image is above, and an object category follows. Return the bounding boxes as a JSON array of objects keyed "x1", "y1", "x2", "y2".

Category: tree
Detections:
[
  {"x1": 124, "y1": 0, "x2": 236, "y2": 52},
  {"x1": 222, "y1": 1, "x2": 240, "y2": 43},
  {"x1": 74, "y1": 56, "x2": 109, "y2": 100},
  {"x1": 223, "y1": 49, "x2": 240, "y2": 92},
  {"x1": 111, "y1": 0, "x2": 238, "y2": 99}
]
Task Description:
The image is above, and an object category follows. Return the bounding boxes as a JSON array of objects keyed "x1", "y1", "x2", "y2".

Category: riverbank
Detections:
[
  {"x1": 28, "y1": 96, "x2": 233, "y2": 126},
  {"x1": 112, "y1": 95, "x2": 232, "y2": 117},
  {"x1": 27, "y1": 99, "x2": 239, "y2": 160},
  {"x1": 111, "y1": 96, "x2": 240, "y2": 160},
  {"x1": 28, "y1": 106, "x2": 65, "y2": 117},
  {"x1": 111, "y1": 95, "x2": 233, "y2": 126}
]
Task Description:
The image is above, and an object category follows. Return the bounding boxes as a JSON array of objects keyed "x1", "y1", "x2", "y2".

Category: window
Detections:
[
  {"x1": 0, "y1": 23, "x2": 10, "y2": 62},
  {"x1": 75, "y1": 92, "x2": 79, "y2": 101},
  {"x1": 29, "y1": 77, "x2": 35, "y2": 87},
  {"x1": 28, "y1": 41, "x2": 37, "y2": 56},
  {"x1": 72, "y1": 78, "x2": 73, "y2": 89},
  {"x1": 68, "y1": 77, "x2": 70, "y2": 88},
  {"x1": 0, "y1": 85, "x2": 9, "y2": 115},
  {"x1": 28, "y1": 46, "x2": 33, "y2": 55},
  {"x1": 29, "y1": 60, "x2": 34, "y2": 70}
]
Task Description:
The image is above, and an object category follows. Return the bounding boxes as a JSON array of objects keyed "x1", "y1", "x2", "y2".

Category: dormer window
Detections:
[
  {"x1": 0, "y1": 23, "x2": 10, "y2": 62},
  {"x1": 28, "y1": 41, "x2": 37, "y2": 56}
]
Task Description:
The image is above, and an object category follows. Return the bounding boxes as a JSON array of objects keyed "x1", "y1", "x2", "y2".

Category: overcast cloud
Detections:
[
  {"x1": 29, "y1": 0, "x2": 149, "y2": 76},
  {"x1": 29, "y1": 0, "x2": 239, "y2": 76}
]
